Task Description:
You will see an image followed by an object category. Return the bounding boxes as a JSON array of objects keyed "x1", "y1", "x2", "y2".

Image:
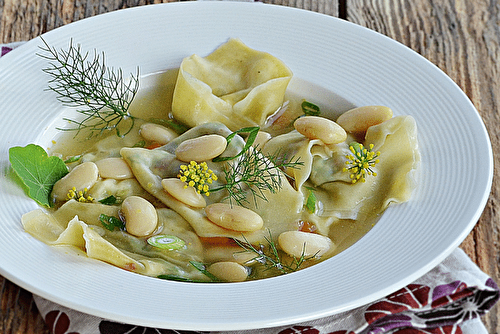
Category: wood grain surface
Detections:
[{"x1": 0, "y1": 1, "x2": 498, "y2": 333}]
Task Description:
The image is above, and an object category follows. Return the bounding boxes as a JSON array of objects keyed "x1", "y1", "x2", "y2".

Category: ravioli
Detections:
[
  {"x1": 171, "y1": 38, "x2": 293, "y2": 131},
  {"x1": 120, "y1": 122, "x2": 303, "y2": 244}
]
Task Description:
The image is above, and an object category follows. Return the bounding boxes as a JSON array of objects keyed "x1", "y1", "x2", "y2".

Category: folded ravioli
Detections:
[
  {"x1": 121, "y1": 123, "x2": 303, "y2": 244},
  {"x1": 22, "y1": 201, "x2": 208, "y2": 280},
  {"x1": 262, "y1": 115, "x2": 419, "y2": 236},
  {"x1": 171, "y1": 38, "x2": 293, "y2": 131}
]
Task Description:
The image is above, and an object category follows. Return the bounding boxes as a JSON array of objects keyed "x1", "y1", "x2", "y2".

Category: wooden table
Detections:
[{"x1": 0, "y1": 1, "x2": 498, "y2": 333}]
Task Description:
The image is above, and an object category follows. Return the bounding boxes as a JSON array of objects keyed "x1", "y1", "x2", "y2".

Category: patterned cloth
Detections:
[{"x1": 2, "y1": 42, "x2": 498, "y2": 334}]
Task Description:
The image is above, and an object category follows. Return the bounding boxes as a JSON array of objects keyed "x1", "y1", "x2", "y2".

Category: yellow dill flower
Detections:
[
  {"x1": 66, "y1": 186, "x2": 94, "y2": 203},
  {"x1": 343, "y1": 142, "x2": 380, "y2": 184},
  {"x1": 177, "y1": 161, "x2": 218, "y2": 196}
]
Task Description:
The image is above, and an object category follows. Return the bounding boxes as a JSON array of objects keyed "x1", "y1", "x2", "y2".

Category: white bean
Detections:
[
  {"x1": 161, "y1": 178, "x2": 206, "y2": 208},
  {"x1": 175, "y1": 134, "x2": 227, "y2": 162},
  {"x1": 121, "y1": 196, "x2": 158, "y2": 237},
  {"x1": 278, "y1": 231, "x2": 333, "y2": 258},
  {"x1": 293, "y1": 116, "x2": 347, "y2": 144},
  {"x1": 139, "y1": 123, "x2": 178, "y2": 145},
  {"x1": 336, "y1": 105, "x2": 393, "y2": 135},
  {"x1": 208, "y1": 261, "x2": 248, "y2": 282},
  {"x1": 51, "y1": 162, "x2": 98, "y2": 201},
  {"x1": 252, "y1": 131, "x2": 272, "y2": 148},
  {"x1": 95, "y1": 157, "x2": 133, "y2": 180},
  {"x1": 205, "y1": 203, "x2": 264, "y2": 232}
]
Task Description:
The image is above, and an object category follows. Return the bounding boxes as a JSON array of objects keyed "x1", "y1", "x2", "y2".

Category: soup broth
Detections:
[{"x1": 19, "y1": 39, "x2": 419, "y2": 282}]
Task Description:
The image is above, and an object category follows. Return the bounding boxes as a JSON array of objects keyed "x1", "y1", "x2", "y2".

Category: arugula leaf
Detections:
[
  {"x1": 99, "y1": 214, "x2": 125, "y2": 231},
  {"x1": 9, "y1": 144, "x2": 69, "y2": 207}
]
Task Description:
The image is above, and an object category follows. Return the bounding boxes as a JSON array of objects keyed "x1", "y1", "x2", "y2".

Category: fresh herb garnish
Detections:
[
  {"x1": 38, "y1": 37, "x2": 139, "y2": 138},
  {"x1": 66, "y1": 187, "x2": 94, "y2": 203},
  {"x1": 148, "y1": 118, "x2": 189, "y2": 135},
  {"x1": 234, "y1": 231, "x2": 312, "y2": 275},
  {"x1": 147, "y1": 234, "x2": 186, "y2": 250},
  {"x1": 9, "y1": 144, "x2": 68, "y2": 207},
  {"x1": 99, "y1": 195, "x2": 117, "y2": 205},
  {"x1": 182, "y1": 126, "x2": 303, "y2": 207},
  {"x1": 304, "y1": 186, "x2": 317, "y2": 213},
  {"x1": 99, "y1": 213, "x2": 125, "y2": 231},
  {"x1": 343, "y1": 142, "x2": 380, "y2": 183},
  {"x1": 177, "y1": 161, "x2": 218, "y2": 196},
  {"x1": 213, "y1": 148, "x2": 303, "y2": 207},
  {"x1": 212, "y1": 126, "x2": 260, "y2": 163},
  {"x1": 189, "y1": 261, "x2": 222, "y2": 282},
  {"x1": 64, "y1": 155, "x2": 82, "y2": 164},
  {"x1": 301, "y1": 100, "x2": 321, "y2": 116}
]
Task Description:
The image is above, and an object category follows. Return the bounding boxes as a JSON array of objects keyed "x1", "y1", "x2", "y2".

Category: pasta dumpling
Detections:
[{"x1": 171, "y1": 38, "x2": 293, "y2": 131}]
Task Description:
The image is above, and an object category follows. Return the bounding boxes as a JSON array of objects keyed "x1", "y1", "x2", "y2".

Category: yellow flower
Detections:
[
  {"x1": 343, "y1": 143, "x2": 380, "y2": 184},
  {"x1": 66, "y1": 186, "x2": 94, "y2": 203},
  {"x1": 177, "y1": 161, "x2": 218, "y2": 196}
]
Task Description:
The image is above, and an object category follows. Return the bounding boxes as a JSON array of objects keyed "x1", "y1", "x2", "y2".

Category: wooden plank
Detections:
[
  {"x1": 1, "y1": 277, "x2": 49, "y2": 334},
  {"x1": 0, "y1": 0, "x2": 178, "y2": 43},
  {"x1": 261, "y1": 0, "x2": 338, "y2": 16},
  {"x1": 0, "y1": 0, "x2": 338, "y2": 43},
  {"x1": 347, "y1": 1, "x2": 500, "y2": 333}
]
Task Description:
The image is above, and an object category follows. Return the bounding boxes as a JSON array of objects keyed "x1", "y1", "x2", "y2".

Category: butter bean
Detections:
[
  {"x1": 278, "y1": 231, "x2": 333, "y2": 258},
  {"x1": 293, "y1": 116, "x2": 346, "y2": 144},
  {"x1": 139, "y1": 123, "x2": 178, "y2": 145},
  {"x1": 175, "y1": 134, "x2": 227, "y2": 162},
  {"x1": 95, "y1": 157, "x2": 133, "y2": 180},
  {"x1": 208, "y1": 261, "x2": 248, "y2": 282},
  {"x1": 161, "y1": 178, "x2": 206, "y2": 208},
  {"x1": 336, "y1": 106, "x2": 393, "y2": 135},
  {"x1": 121, "y1": 196, "x2": 158, "y2": 237},
  {"x1": 51, "y1": 162, "x2": 98, "y2": 201},
  {"x1": 252, "y1": 131, "x2": 272, "y2": 148},
  {"x1": 205, "y1": 203, "x2": 264, "y2": 232}
]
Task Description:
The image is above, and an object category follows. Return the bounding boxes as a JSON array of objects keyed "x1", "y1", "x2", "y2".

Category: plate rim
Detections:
[{"x1": 0, "y1": 1, "x2": 493, "y2": 330}]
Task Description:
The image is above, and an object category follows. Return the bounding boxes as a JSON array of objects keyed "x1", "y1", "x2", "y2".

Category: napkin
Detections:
[{"x1": 1, "y1": 40, "x2": 498, "y2": 333}]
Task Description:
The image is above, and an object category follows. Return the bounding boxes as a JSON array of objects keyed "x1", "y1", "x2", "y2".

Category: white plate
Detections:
[{"x1": 0, "y1": 2, "x2": 492, "y2": 331}]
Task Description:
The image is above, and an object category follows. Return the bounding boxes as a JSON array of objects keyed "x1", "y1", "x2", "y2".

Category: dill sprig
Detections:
[
  {"x1": 176, "y1": 127, "x2": 303, "y2": 207},
  {"x1": 212, "y1": 147, "x2": 303, "y2": 207},
  {"x1": 234, "y1": 232, "x2": 312, "y2": 275},
  {"x1": 37, "y1": 37, "x2": 139, "y2": 138}
]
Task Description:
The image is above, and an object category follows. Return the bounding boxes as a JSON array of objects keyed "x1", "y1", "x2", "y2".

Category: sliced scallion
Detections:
[{"x1": 147, "y1": 234, "x2": 186, "y2": 250}]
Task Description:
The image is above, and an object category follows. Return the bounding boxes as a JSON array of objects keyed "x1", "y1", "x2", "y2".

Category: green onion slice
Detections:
[{"x1": 147, "y1": 234, "x2": 186, "y2": 250}]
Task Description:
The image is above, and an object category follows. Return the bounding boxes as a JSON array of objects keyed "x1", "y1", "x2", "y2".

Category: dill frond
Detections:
[
  {"x1": 212, "y1": 147, "x2": 303, "y2": 207},
  {"x1": 37, "y1": 37, "x2": 139, "y2": 138},
  {"x1": 234, "y1": 231, "x2": 313, "y2": 275}
]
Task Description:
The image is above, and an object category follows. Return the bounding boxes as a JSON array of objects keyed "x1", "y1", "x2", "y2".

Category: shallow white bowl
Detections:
[{"x1": 0, "y1": 2, "x2": 492, "y2": 331}]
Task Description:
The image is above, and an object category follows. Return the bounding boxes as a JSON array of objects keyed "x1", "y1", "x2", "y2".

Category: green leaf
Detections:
[
  {"x1": 99, "y1": 195, "x2": 117, "y2": 205},
  {"x1": 147, "y1": 234, "x2": 186, "y2": 250},
  {"x1": 301, "y1": 100, "x2": 321, "y2": 116},
  {"x1": 304, "y1": 186, "x2": 317, "y2": 213},
  {"x1": 9, "y1": 144, "x2": 69, "y2": 207},
  {"x1": 212, "y1": 126, "x2": 260, "y2": 162},
  {"x1": 64, "y1": 154, "x2": 82, "y2": 164},
  {"x1": 99, "y1": 214, "x2": 125, "y2": 231}
]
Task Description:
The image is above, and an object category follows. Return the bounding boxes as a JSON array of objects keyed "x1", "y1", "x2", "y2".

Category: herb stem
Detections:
[{"x1": 38, "y1": 37, "x2": 140, "y2": 138}]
